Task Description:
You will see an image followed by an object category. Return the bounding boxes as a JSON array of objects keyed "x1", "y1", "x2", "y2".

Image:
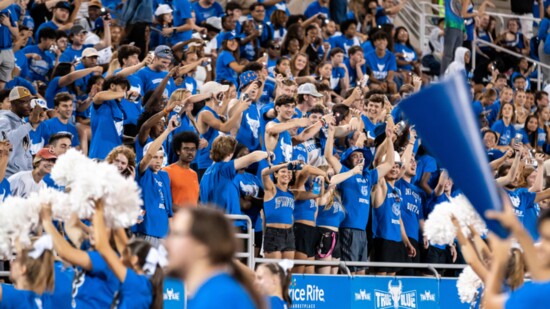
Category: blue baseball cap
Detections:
[
  {"x1": 340, "y1": 146, "x2": 374, "y2": 167},
  {"x1": 221, "y1": 32, "x2": 238, "y2": 42},
  {"x1": 154, "y1": 45, "x2": 173, "y2": 60},
  {"x1": 239, "y1": 70, "x2": 259, "y2": 92}
]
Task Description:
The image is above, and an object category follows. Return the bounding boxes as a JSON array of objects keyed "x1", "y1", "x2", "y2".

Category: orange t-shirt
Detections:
[{"x1": 163, "y1": 164, "x2": 199, "y2": 208}]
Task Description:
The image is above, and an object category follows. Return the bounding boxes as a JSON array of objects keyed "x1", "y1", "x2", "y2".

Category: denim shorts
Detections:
[{"x1": 264, "y1": 226, "x2": 295, "y2": 253}]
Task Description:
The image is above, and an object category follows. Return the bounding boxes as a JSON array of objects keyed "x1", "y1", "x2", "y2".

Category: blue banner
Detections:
[
  {"x1": 289, "y1": 275, "x2": 351, "y2": 308},
  {"x1": 398, "y1": 72, "x2": 508, "y2": 237}
]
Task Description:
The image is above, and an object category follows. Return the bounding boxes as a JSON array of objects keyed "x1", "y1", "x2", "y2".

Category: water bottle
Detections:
[{"x1": 312, "y1": 179, "x2": 321, "y2": 195}]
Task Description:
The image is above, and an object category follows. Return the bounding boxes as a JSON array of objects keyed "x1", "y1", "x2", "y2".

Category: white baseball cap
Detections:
[
  {"x1": 297, "y1": 83, "x2": 323, "y2": 97},
  {"x1": 155, "y1": 4, "x2": 173, "y2": 16},
  {"x1": 200, "y1": 81, "x2": 229, "y2": 96},
  {"x1": 382, "y1": 151, "x2": 402, "y2": 165},
  {"x1": 82, "y1": 47, "x2": 99, "y2": 58}
]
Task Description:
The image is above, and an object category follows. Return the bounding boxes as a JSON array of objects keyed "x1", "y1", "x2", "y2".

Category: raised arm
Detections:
[
  {"x1": 529, "y1": 154, "x2": 545, "y2": 192},
  {"x1": 137, "y1": 100, "x2": 179, "y2": 146},
  {"x1": 58, "y1": 66, "x2": 103, "y2": 88},
  {"x1": 40, "y1": 204, "x2": 92, "y2": 271},
  {"x1": 261, "y1": 163, "x2": 288, "y2": 200},
  {"x1": 0, "y1": 141, "x2": 10, "y2": 182},
  {"x1": 93, "y1": 200, "x2": 128, "y2": 282},
  {"x1": 199, "y1": 98, "x2": 251, "y2": 133},
  {"x1": 93, "y1": 16, "x2": 111, "y2": 50},
  {"x1": 452, "y1": 216, "x2": 489, "y2": 281},
  {"x1": 143, "y1": 66, "x2": 178, "y2": 112},
  {"x1": 482, "y1": 234, "x2": 511, "y2": 309},
  {"x1": 324, "y1": 125, "x2": 342, "y2": 173},
  {"x1": 434, "y1": 169, "x2": 448, "y2": 197},
  {"x1": 496, "y1": 150, "x2": 520, "y2": 186},
  {"x1": 116, "y1": 54, "x2": 153, "y2": 77},
  {"x1": 139, "y1": 116, "x2": 178, "y2": 174},
  {"x1": 93, "y1": 90, "x2": 126, "y2": 105},
  {"x1": 234, "y1": 150, "x2": 268, "y2": 171},
  {"x1": 375, "y1": 125, "x2": 396, "y2": 181},
  {"x1": 266, "y1": 118, "x2": 310, "y2": 135}
]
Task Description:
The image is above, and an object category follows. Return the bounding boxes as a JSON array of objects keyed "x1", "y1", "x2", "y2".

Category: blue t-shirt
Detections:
[
  {"x1": 505, "y1": 188, "x2": 536, "y2": 224},
  {"x1": 0, "y1": 178, "x2": 11, "y2": 201},
  {"x1": 491, "y1": 120, "x2": 517, "y2": 146},
  {"x1": 396, "y1": 179, "x2": 424, "y2": 241},
  {"x1": 116, "y1": 269, "x2": 152, "y2": 309},
  {"x1": 59, "y1": 44, "x2": 94, "y2": 63},
  {"x1": 365, "y1": 50, "x2": 397, "y2": 81},
  {"x1": 187, "y1": 273, "x2": 256, "y2": 309},
  {"x1": 394, "y1": 42, "x2": 418, "y2": 71},
  {"x1": 133, "y1": 66, "x2": 175, "y2": 98},
  {"x1": 329, "y1": 35, "x2": 360, "y2": 56},
  {"x1": 215, "y1": 50, "x2": 238, "y2": 86},
  {"x1": 344, "y1": 58, "x2": 367, "y2": 88},
  {"x1": 375, "y1": 6, "x2": 392, "y2": 25},
  {"x1": 412, "y1": 154, "x2": 438, "y2": 189},
  {"x1": 46, "y1": 261, "x2": 73, "y2": 309},
  {"x1": 372, "y1": 182, "x2": 403, "y2": 242},
  {"x1": 38, "y1": 117, "x2": 80, "y2": 147},
  {"x1": 21, "y1": 45, "x2": 55, "y2": 82},
  {"x1": 192, "y1": 2, "x2": 224, "y2": 25},
  {"x1": 72, "y1": 251, "x2": 120, "y2": 309},
  {"x1": 0, "y1": 284, "x2": 48, "y2": 309},
  {"x1": 269, "y1": 296, "x2": 287, "y2": 309},
  {"x1": 505, "y1": 280, "x2": 550, "y2": 309},
  {"x1": 236, "y1": 103, "x2": 261, "y2": 151},
  {"x1": 34, "y1": 21, "x2": 59, "y2": 41},
  {"x1": 330, "y1": 66, "x2": 346, "y2": 92},
  {"x1": 196, "y1": 106, "x2": 220, "y2": 169},
  {"x1": 132, "y1": 165, "x2": 173, "y2": 238},
  {"x1": 172, "y1": 0, "x2": 193, "y2": 43},
  {"x1": 524, "y1": 202, "x2": 541, "y2": 241},
  {"x1": 304, "y1": 1, "x2": 330, "y2": 19},
  {"x1": 44, "y1": 77, "x2": 71, "y2": 109},
  {"x1": 235, "y1": 172, "x2": 263, "y2": 231},
  {"x1": 4, "y1": 77, "x2": 37, "y2": 95},
  {"x1": 0, "y1": 7, "x2": 17, "y2": 50},
  {"x1": 89, "y1": 100, "x2": 124, "y2": 159},
  {"x1": 338, "y1": 166, "x2": 379, "y2": 229}
]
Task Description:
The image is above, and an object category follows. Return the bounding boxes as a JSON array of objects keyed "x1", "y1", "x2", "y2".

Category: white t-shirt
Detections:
[{"x1": 8, "y1": 171, "x2": 46, "y2": 198}]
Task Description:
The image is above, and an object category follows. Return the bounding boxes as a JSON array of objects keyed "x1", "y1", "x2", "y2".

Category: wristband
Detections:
[{"x1": 163, "y1": 109, "x2": 169, "y2": 116}]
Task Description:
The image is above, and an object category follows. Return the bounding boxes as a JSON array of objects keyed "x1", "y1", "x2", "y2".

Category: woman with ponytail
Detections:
[
  {"x1": 92, "y1": 200, "x2": 164, "y2": 309},
  {"x1": 0, "y1": 235, "x2": 55, "y2": 308},
  {"x1": 255, "y1": 262, "x2": 293, "y2": 309},
  {"x1": 165, "y1": 207, "x2": 266, "y2": 309}
]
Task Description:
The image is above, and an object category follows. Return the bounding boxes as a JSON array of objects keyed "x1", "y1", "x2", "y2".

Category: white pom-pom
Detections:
[
  {"x1": 424, "y1": 200, "x2": 456, "y2": 245},
  {"x1": 424, "y1": 194, "x2": 488, "y2": 245},
  {"x1": 27, "y1": 188, "x2": 73, "y2": 222},
  {"x1": 457, "y1": 266, "x2": 483, "y2": 304},
  {"x1": 0, "y1": 196, "x2": 41, "y2": 257},
  {"x1": 51, "y1": 149, "x2": 143, "y2": 228}
]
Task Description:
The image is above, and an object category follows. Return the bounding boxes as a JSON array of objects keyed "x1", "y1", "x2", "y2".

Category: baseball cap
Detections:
[
  {"x1": 381, "y1": 151, "x2": 402, "y2": 165},
  {"x1": 200, "y1": 81, "x2": 229, "y2": 96},
  {"x1": 89, "y1": 0, "x2": 102, "y2": 8},
  {"x1": 155, "y1": 4, "x2": 173, "y2": 16},
  {"x1": 221, "y1": 32, "x2": 238, "y2": 42},
  {"x1": 30, "y1": 98, "x2": 48, "y2": 110},
  {"x1": 82, "y1": 47, "x2": 99, "y2": 58},
  {"x1": 8, "y1": 87, "x2": 34, "y2": 102},
  {"x1": 54, "y1": 1, "x2": 71, "y2": 11},
  {"x1": 33, "y1": 148, "x2": 58, "y2": 165},
  {"x1": 70, "y1": 25, "x2": 87, "y2": 36},
  {"x1": 238, "y1": 71, "x2": 259, "y2": 92},
  {"x1": 205, "y1": 16, "x2": 222, "y2": 31},
  {"x1": 297, "y1": 83, "x2": 323, "y2": 98},
  {"x1": 154, "y1": 45, "x2": 173, "y2": 60}
]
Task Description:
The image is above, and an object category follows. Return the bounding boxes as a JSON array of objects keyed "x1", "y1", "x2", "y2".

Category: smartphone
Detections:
[{"x1": 242, "y1": 93, "x2": 249, "y2": 101}]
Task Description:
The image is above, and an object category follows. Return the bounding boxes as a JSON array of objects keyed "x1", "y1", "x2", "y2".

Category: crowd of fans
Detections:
[{"x1": 1, "y1": 0, "x2": 550, "y2": 308}]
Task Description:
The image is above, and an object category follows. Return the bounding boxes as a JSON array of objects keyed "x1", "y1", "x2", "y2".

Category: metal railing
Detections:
[
  {"x1": 472, "y1": 38, "x2": 550, "y2": 89},
  {"x1": 226, "y1": 214, "x2": 255, "y2": 269}
]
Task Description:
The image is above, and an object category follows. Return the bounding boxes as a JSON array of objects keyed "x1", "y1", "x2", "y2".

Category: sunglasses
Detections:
[
  {"x1": 392, "y1": 189, "x2": 401, "y2": 203},
  {"x1": 269, "y1": 45, "x2": 280, "y2": 50}
]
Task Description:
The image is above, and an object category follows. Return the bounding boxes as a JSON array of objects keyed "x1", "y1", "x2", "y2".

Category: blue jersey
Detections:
[
  {"x1": 59, "y1": 44, "x2": 94, "y2": 63},
  {"x1": 266, "y1": 118, "x2": 293, "y2": 164},
  {"x1": 72, "y1": 251, "x2": 120, "y2": 309},
  {"x1": 505, "y1": 280, "x2": 550, "y2": 309},
  {"x1": 38, "y1": 117, "x2": 80, "y2": 147},
  {"x1": 264, "y1": 188, "x2": 295, "y2": 225},
  {"x1": 196, "y1": 106, "x2": 220, "y2": 169},
  {"x1": 21, "y1": 45, "x2": 55, "y2": 82},
  {"x1": 338, "y1": 166, "x2": 379, "y2": 229},
  {"x1": 394, "y1": 43, "x2": 418, "y2": 71},
  {"x1": 45, "y1": 77, "x2": 71, "y2": 109},
  {"x1": 215, "y1": 50, "x2": 238, "y2": 85},
  {"x1": 372, "y1": 182, "x2": 403, "y2": 242},
  {"x1": 132, "y1": 165, "x2": 173, "y2": 238},
  {"x1": 236, "y1": 103, "x2": 261, "y2": 151},
  {"x1": 365, "y1": 50, "x2": 397, "y2": 81},
  {"x1": 491, "y1": 120, "x2": 517, "y2": 146},
  {"x1": 133, "y1": 66, "x2": 175, "y2": 98},
  {"x1": 192, "y1": 2, "x2": 224, "y2": 26},
  {"x1": 0, "y1": 284, "x2": 49, "y2": 309},
  {"x1": 396, "y1": 179, "x2": 424, "y2": 241},
  {"x1": 116, "y1": 269, "x2": 152, "y2": 309},
  {"x1": 89, "y1": 100, "x2": 124, "y2": 159},
  {"x1": 304, "y1": 1, "x2": 330, "y2": 19},
  {"x1": 187, "y1": 273, "x2": 256, "y2": 309},
  {"x1": 316, "y1": 198, "x2": 345, "y2": 228},
  {"x1": 294, "y1": 198, "x2": 317, "y2": 222}
]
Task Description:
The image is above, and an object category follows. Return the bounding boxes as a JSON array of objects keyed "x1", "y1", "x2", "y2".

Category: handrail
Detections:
[
  {"x1": 255, "y1": 258, "x2": 467, "y2": 277},
  {"x1": 226, "y1": 214, "x2": 255, "y2": 269},
  {"x1": 472, "y1": 38, "x2": 548, "y2": 89}
]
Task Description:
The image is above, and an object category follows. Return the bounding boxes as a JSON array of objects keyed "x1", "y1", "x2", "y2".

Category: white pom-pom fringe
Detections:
[{"x1": 457, "y1": 266, "x2": 483, "y2": 304}]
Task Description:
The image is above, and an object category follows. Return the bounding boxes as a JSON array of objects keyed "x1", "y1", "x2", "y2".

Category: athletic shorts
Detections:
[
  {"x1": 371, "y1": 238, "x2": 406, "y2": 273},
  {"x1": 264, "y1": 226, "x2": 295, "y2": 253},
  {"x1": 339, "y1": 228, "x2": 368, "y2": 272},
  {"x1": 294, "y1": 223, "x2": 318, "y2": 257},
  {"x1": 316, "y1": 227, "x2": 340, "y2": 259}
]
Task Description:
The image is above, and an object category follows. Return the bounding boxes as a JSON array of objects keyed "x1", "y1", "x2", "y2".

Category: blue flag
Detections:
[{"x1": 399, "y1": 72, "x2": 508, "y2": 237}]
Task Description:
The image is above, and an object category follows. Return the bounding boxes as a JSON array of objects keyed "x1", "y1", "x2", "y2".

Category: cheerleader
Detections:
[
  {"x1": 255, "y1": 262, "x2": 293, "y2": 309},
  {"x1": 0, "y1": 235, "x2": 54, "y2": 308},
  {"x1": 92, "y1": 200, "x2": 164, "y2": 309}
]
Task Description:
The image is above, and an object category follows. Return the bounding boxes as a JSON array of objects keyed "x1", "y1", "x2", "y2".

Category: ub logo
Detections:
[
  {"x1": 509, "y1": 195, "x2": 520, "y2": 207},
  {"x1": 355, "y1": 289, "x2": 371, "y2": 301},
  {"x1": 164, "y1": 288, "x2": 180, "y2": 301},
  {"x1": 374, "y1": 280, "x2": 417, "y2": 309}
]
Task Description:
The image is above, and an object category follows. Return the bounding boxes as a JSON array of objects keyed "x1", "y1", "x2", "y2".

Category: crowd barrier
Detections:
[{"x1": 162, "y1": 275, "x2": 468, "y2": 309}]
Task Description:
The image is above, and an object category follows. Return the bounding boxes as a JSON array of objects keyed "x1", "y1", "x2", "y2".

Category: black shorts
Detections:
[
  {"x1": 371, "y1": 238, "x2": 406, "y2": 273},
  {"x1": 254, "y1": 231, "x2": 263, "y2": 249},
  {"x1": 264, "y1": 227, "x2": 295, "y2": 253},
  {"x1": 294, "y1": 223, "x2": 318, "y2": 257},
  {"x1": 316, "y1": 227, "x2": 340, "y2": 259},
  {"x1": 398, "y1": 238, "x2": 420, "y2": 276}
]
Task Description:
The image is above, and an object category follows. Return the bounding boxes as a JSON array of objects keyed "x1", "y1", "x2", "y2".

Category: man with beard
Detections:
[
  {"x1": 163, "y1": 131, "x2": 200, "y2": 208},
  {"x1": 35, "y1": 1, "x2": 72, "y2": 41},
  {"x1": 8, "y1": 147, "x2": 56, "y2": 197},
  {"x1": 132, "y1": 45, "x2": 176, "y2": 98}
]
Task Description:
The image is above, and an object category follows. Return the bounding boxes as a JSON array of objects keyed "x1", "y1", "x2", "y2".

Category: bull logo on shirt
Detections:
[
  {"x1": 509, "y1": 195, "x2": 520, "y2": 208},
  {"x1": 240, "y1": 181, "x2": 259, "y2": 198},
  {"x1": 280, "y1": 139, "x2": 293, "y2": 162},
  {"x1": 246, "y1": 113, "x2": 260, "y2": 138}
]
